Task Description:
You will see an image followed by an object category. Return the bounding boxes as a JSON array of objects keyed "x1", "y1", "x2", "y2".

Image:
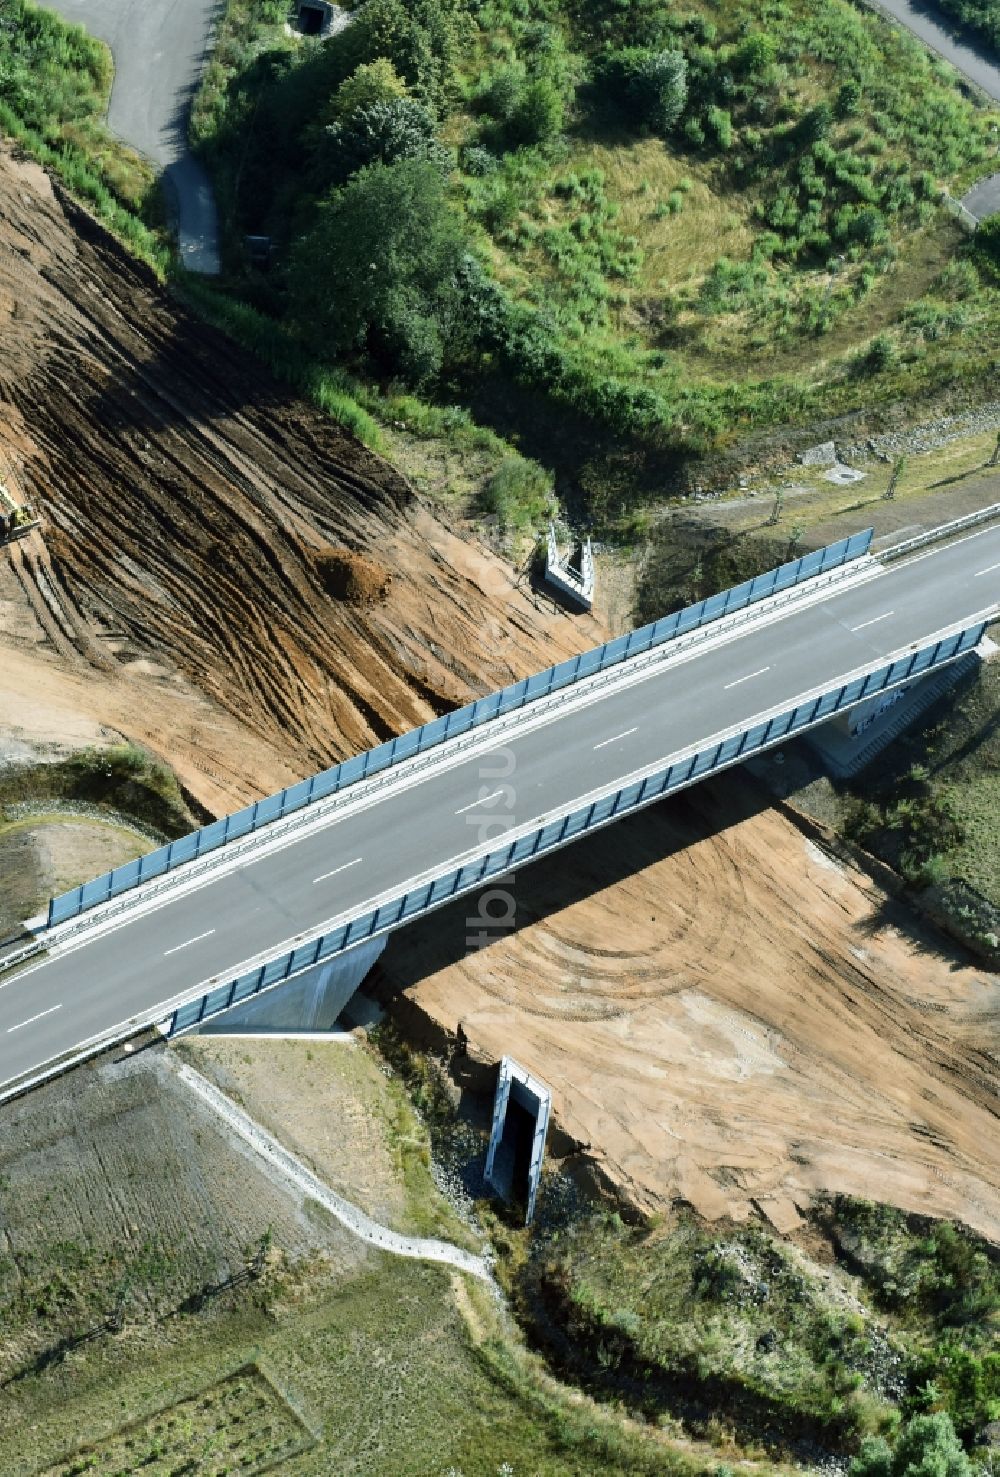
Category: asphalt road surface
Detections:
[
  {"x1": 3, "y1": 523, "x2": 999, "y2": 1089},
  {"x1": 864, "y1": 0, "x2": 1000, "y2": 100},
  {"x1": 963, "y1": 173, "x2": 1000, "y2": 223},
  {"x1": 36, "y1": 0, "x2": 220, "y2": 272}
]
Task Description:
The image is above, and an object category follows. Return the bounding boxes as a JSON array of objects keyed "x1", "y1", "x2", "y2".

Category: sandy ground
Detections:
[
  {"x1": 374, "y1": 775, "x2": 1000, "y2": 1242},
  {"x1": 0, "y1": 815, "x2": 148, "y2": 935}
]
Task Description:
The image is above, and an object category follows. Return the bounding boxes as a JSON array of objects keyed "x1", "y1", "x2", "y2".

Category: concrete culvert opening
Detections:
[
  {"x1": 297, "y1": 1, "x2": 328, "y2": 34},
  {"x1": 485, "y1": 1057, "x2": 551, "y2": 1224}
]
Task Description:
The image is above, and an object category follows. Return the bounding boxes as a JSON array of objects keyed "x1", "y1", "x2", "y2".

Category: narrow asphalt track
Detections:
[
  {"x1": 2, "y1": 522, "x2": 999, "y2": 1090},
  {"x1": 863, "y1": 0, "x2": 1000, "y2": 101},
  {"x1": 36, "y1": 0, "x2": 221, "y2": 272}
]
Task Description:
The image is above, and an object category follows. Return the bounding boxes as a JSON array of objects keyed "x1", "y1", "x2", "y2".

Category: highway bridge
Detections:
[{"x1": 1, "y1": 516, "x2": 998, "y2": 1098}]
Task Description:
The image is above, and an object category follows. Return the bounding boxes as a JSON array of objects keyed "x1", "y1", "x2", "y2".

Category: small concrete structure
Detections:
[
  {"x1": 544, "y1": 523, "x2": 594, "y2": 610},
  {"x1": 808, "y1": 635, "x2": 996, "y2": 777},
  {"x1": 195, "y1": 934, "x2": 386, "y2": 1034},
  {"x1": 797, "y1": 440, "x2": 837, "y2": 468},
  {"x1": 485, "y1": 1056, "x2": 551, "y2": 1223},
  {"x1": 823, "y1": 464, "x2": 866, "y2": 486},
  {"x1": 244, "y1": 235, "x2": 275, "y2": 271},
  {"x1": 296, "y1": 0, "x2": 334, "y2": 34}
]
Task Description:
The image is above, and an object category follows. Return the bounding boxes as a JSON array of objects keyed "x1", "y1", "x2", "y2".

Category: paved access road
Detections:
[
  {"x1": 864, "y1": 0, "x2": 1000, "y2": 100},
  {"x1": 963, "y1": 173, "x2": 1000, "y2": 223},
  {"x1": 2, "y1": 523, "x2": 1000, "y2": 1091},
  {"x1": 36, "y1": 0, "x2": 220, "y2": 271}
]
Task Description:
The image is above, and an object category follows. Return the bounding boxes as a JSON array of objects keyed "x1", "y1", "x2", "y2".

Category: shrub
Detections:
[
  {"x1": 509, "y1": 77, "x2": 564, "y2": 145},
  {"x1": 706, "y1": 105, "x2": 733, "y2": 150},
  {"x1": 322, "y1": 96, "x2": 448, "y2": 183},
  {"x1": 856, "y1": 333, "x2": 898, "y2": 375},
  {"x1": 597, "y1": 47, "x2": 688, "y2": 135},
  {"x1": 289, "y1": 157, "x2": 469, "y2": 385},
  {"x1": 462, "y1": 143, "x2": 499, "y2": 176},
  {"x1": 329, "y1": 58, "x2": 408, "y2": 121},
  {"x1": 976, "y1": 214, "x2": 1000, "y2": 276},
  {"x1": 481, "y1": 456, "x2": 553, "y2": 530}
]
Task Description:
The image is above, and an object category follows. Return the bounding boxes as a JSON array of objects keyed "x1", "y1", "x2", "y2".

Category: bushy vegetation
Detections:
[
  {"x1": 514, "y1": 1197, "x2": 999, "y2": 1458},
  {"x1": 823, "y1": 1198, "x2": 1000, "y2": 1444},
  {"x1": 183, "y1": 0, "x2": 1000, "y2": 527},
  {"x1": 0, "y1": 0, "x2": 166, "y2": 268},
  {"x1": 843, "y1": 762, "x2": 966, "y2": 889},
  {"x1": 0, "y1": 743, "x2": 195, "y2": 838},
  {"x1": 834, "y1": 651, "x2": 1000, "y2": 927},
  {"x1": 937, "y1": 0, "x2": 1000, "y2": 54}
]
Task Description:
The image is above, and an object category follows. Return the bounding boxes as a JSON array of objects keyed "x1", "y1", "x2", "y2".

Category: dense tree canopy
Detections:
[{"x1": 289, "y1": 156, "x2": 469, "y2": 384}]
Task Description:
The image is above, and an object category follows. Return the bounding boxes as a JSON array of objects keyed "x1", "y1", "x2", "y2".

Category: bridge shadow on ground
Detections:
[{"x1": 367, "y1": 766, "x2": 974, "y2": 1035}]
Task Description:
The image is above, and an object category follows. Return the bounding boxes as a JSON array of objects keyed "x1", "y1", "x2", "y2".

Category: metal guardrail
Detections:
[
  {"x1": 46, "y1": 529, "x2": 873, "y2": 928},
  {"x1": 164, "y1": 616, "x2": 986, "y2": 1037},
  {"x1": 33, "y1": 547, "x2": 881, "y2": 954},
  {"x1": 881, "y1": 500, "x2": 1000, "y2": 562}
]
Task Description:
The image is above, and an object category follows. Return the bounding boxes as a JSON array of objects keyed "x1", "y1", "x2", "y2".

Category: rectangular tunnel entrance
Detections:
[{"x1": 484, "y1": 1057, "x2": 551, "y2": 1224}]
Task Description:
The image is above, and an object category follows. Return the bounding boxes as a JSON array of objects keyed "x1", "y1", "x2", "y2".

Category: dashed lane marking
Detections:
[
  {"x1": 723, "y1": 665, "x2": 771, "y2": 689},
  {"x1": 163, "y1": 929, "x2": 215, "y2": 957},
  {"x1": 455, "y1": 789, "x2": 503, "y2": 815},
  {"x1": 593, "y1": 727, "x2": 638, "y2": 750},
  {"x1": 313, "y1": 857, "x2": 363, "y2": 885},
  {"x1": 7, "y1": 1004, "x2": 61, "y2": 1033},
  {"x1": 851, "y1": 611, "x2": 894, "y2": 631}
]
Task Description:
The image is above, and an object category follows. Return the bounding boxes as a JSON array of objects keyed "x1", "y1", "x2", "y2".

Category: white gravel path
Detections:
[{"x1": 171, "y1": 1056, "x2": 493, "y2": 1283}]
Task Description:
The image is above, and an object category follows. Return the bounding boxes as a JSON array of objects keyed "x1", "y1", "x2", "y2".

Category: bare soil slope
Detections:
[
  {"x1": 0, "y1": 145, "x2": 602, "y2": 813},
  {"x1": 375, "y1": 777, "x2": 1000, "y2": 1242}
]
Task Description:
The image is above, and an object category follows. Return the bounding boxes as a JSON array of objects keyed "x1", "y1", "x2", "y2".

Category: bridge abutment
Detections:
[{"x1": 191, "y1": 934, "x2": 386, "y2": 1035}]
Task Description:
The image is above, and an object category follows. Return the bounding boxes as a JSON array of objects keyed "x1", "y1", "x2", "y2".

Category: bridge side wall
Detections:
[
  {"x1": 47, "y1": 529, "x2": 873, "y2": 928},
  {"x1": 190, "y1": 934, "x2": 386, "y2": 1035},
  {"x1": 162, "y1": 619, "x2": 985, "y2": 1037}
]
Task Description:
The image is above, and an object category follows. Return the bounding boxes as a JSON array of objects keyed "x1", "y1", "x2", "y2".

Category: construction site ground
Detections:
[{"x1": 0, "y1": 125, "x2": 996, "y2": 1301}]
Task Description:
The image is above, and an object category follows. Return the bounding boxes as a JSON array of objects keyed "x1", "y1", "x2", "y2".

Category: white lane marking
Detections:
[
  {"x1": 850, "y1": 610, "x2": 894, "y2": 631},
  {"x1": 7, "y1": 1003, "x2": 61, "y2": 1033},
  {"x1": 593, "y1": 726, "x2": 638, "y2": 751},
  {"x1": 313, "y1": 857, "x2": 363, "y2": 885},
  {"x1": 974, "y1": 560, "x2": 1000, "y2": 578},
  {"x1": 163, "y1": 929, "x2": 215, "y2": 957},
  {"x1": 723, "y1": 665, "x2": 771, "y2": 689},
  {"x1": 455, "y1": 789, "x2": 503, "y2": 815}
]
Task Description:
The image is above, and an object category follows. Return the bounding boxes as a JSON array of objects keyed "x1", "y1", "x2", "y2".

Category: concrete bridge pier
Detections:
[{"x1": 194, "y1": 934, "x2": 386, "y2": 1035}]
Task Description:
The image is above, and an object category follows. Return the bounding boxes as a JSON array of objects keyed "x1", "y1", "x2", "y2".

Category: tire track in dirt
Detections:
[
  {"x1": 0, "y1": 147, "x2": 605, "y2": 809},
  {"x1": 376, "y1": 779, "x2": 1000, "y2": 1239}
]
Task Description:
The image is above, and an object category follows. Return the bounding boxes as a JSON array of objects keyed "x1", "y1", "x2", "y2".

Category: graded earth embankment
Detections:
[
  {"x1": 374, "y1": 775, "x2": 1000, "y2": 1242},
  {"x1": 0, "y1": 144, "x2": 603, "y2": 815}
]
